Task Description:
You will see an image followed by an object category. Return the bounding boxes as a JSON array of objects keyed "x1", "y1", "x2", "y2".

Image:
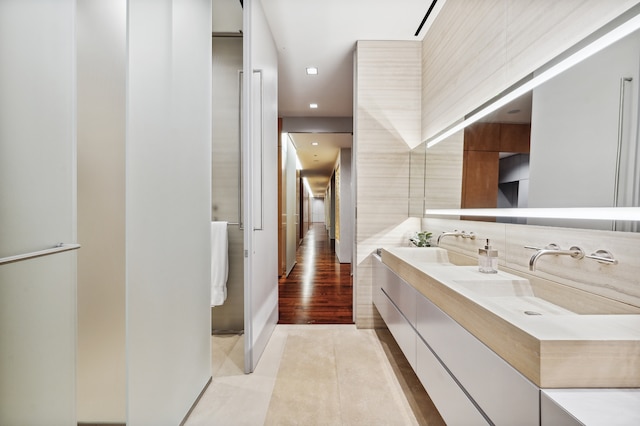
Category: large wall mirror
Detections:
[{"x1": 411, "y1": 11, "x2": 640, "y2": 232}]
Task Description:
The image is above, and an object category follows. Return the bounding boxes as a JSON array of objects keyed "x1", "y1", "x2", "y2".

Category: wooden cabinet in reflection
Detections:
[{"x1": 461, "y1": 122, "x2": 530, "y2": 221}]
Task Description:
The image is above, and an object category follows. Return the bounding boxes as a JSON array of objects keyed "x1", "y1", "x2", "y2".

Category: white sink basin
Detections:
[
  {"x1": 453, "y1": 278, "x2": 576, "y2": 315},
  {"x1": 382, "y1": 246, "x2": 450, "y2": 264},
  {"x1": 454, "y1": 279, "x2": 534, "y2": 297}
]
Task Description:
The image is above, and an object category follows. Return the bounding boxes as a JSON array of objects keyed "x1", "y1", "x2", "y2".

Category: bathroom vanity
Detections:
[{"x1": 372, "y1": 247, "x2": 640, "y2": 425}]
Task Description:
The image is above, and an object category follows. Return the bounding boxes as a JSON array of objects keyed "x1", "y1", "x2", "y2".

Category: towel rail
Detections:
[{"x1": 0, "y1": 243, "x2": 81, "y2": 266}]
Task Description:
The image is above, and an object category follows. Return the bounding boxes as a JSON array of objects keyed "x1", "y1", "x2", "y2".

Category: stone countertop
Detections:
[
  {"x1": 380, "y1": 247, "x2": 640, "y2": 388},
  {"x1": 543, "y1": 389, "x2": 640, "y2": 425}
]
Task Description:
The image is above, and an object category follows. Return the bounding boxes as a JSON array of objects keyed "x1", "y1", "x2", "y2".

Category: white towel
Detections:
[{"x1": 210, "y1": 221, "x2": 229, "y2": 306}]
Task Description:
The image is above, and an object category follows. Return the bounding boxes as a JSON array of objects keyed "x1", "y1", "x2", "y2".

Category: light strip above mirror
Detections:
[
  {"x1": 425, "y1": 10, "x2": 640, "y2": 149},
  {"x1": 424, "y1": 207, "x2": 640, "y2": 221}
]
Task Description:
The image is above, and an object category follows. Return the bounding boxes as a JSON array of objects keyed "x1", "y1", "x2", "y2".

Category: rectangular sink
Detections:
[
  {"x1": 380, "y1": 253, "x2": 640, "y2": 388},
  {"x1": 382, "y1": 246, "x2": 450, "y2": 264},
  {"x1": 454, "y1": 279, "x2": 534, "y2": 297},
  {"x1": 453, "y1": 278, "x2": 578, "y2": 316}
]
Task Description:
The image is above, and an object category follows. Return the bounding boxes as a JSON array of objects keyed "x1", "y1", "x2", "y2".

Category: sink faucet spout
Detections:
[
  {"x1": 437, "y1": 230, "x2": 462, "y2": 246},
  {"x1": 528, "y1": 244, "x2": 584, "y2": 271}
]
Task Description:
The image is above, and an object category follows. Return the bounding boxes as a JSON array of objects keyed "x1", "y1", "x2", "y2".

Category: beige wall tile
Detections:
[
  {"x1": 422, "y1": 0, "x2": 640, "y2": 142},
  {"x1": 424, "y1": 218, "x2": 640, "y2": 308},
  {"x1": 505, "y1": 0, "x2": 640, "y2": 83},
  {"x1": 355, "y1": 41, "x2": 422, "y2": 327}
]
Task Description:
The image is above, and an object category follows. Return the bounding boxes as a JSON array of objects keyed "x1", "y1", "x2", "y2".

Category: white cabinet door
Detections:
[
  {"x1": 373, "y1": 257, "x2": 417, "y2": 368},
  {"x1": 416, "y1": 340, "x2": 489, "y2": 425},
  {"x1": 417, "y1": 294, "x2": 539, "y2": 425},
  {"x1": 244, "y1": 0, "x2": 279, "y2": 373},
  {"x1": 0, "y1": 1, "x2": 77, "y2": 424}
]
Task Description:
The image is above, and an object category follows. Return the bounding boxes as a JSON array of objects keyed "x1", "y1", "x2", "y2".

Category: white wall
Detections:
[
  {"x1": 126, "y1": 0, "x2": 212, "y2": 424},
  {"x1": 0, "y1": 2, "x2": 77, "y2": 424},
  {"x1": 336, "y1": 148, "x2": 353, "y2": 263},
  {"x1": 312, "y1": 198, "x2": 326, "y2": 223}
]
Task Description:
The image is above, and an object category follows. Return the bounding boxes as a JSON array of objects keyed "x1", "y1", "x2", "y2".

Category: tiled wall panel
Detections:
[
  {"x1": 422, "y1": 0, "x2": 640, "y2": 142},
  {"x1": 355, "y1": 41, "x2": 422, "y2": 327},
  {"x1": 423, "y1": 218, "x2": 640, "y2": 308}
]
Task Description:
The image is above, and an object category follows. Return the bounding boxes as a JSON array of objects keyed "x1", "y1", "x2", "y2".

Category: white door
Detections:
[
  {"x1": 0, "y1": 1, "x2": 78, "y2": 424},
  {"x1": 243, "y1": 0, "x2": 279, "y2": 373}
]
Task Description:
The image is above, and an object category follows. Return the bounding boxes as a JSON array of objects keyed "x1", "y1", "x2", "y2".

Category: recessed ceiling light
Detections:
[
  {"x1": 311, "y1": 142, "x2": 318, "y2": 146},
  {"x1": 306, "y1": 67, "x2": 318, "y2": 75},
  {"x1": 309, "y1": 103, "x2": 318, "y2": 109}
]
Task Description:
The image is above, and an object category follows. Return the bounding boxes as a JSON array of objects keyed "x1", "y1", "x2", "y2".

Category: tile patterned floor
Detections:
[{"x1": 185, "y1": 325, "x2": 444, "y2": 425}]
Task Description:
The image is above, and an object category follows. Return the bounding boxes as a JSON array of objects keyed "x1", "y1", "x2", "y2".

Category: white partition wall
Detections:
[
  {"x1": 0, "y1": 1, "x2": 77, "y2": 424},
  {"x1": 243, "y1": 0, "x2": 279, "y2": 373},
  {"x1": 285, "y1": 136, "x2": 298, "y2": 275},
  {"x1": 126, "y1": 0, "x2": 212, "y2": 423},
  {"x1": 336, "y1": 148, "x2": 353, "y2": 263},
  {"x1": 77, "y1": 1, "x2": 212, "y2": 423}
]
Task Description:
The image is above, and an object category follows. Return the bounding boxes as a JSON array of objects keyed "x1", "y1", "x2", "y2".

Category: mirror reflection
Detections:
[{"x1": 411, "y1": 24, "x2": 640, "y2": 232}]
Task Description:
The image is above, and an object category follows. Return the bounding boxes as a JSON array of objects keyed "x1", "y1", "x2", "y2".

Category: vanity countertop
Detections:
[
  {"x1": 381, "y1": 247, "x2": 640, "y2": 388},
  {"x1": 543, "y1": 389, "x2": 640, "y2": 425}
]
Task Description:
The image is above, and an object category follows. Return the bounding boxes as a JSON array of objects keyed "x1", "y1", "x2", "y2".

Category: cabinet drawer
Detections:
[
  {"x1": 377, "y1": 287, "x2": 417, "y2": 369},
  {"x1": 380, "y1": 266, "x2": 417, "y2": 327},
  {"x1": 372, "y1": 256, "x2": 387, "y2": 311},
  {"x1": 416, "y1": 295, "x2": 539, "y2": 425},
  {"x1": 373, "y1": 256, "x2": 416, "y2": 368},
  {"x1": 373, "y1": 256, "x2": 417, "y2": 326},
  {"x1": 416, "y1": 339, "x2": 488, "y2": 425}
]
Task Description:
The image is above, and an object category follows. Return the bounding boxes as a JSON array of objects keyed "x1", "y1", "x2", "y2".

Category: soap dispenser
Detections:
[{"x1": 478, "y1": 239, "x2": 498, "y2": 274}]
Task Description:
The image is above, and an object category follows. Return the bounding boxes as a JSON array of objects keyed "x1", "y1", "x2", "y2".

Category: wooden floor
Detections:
[{"x1": 278, "y1": 223, "x2": 353, "y2": 324}]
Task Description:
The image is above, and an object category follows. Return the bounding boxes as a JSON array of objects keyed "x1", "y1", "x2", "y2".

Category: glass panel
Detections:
[{"x1": 0, "y1": 1, "x2": 76, "y2": 424}]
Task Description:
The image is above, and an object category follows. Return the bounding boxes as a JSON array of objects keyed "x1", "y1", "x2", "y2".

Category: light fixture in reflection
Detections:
[
  {"x1": 309, "y1": 103, "x2": 318, "y2": 109},
  {"x1": 424, "y1": 207, "x2": 640, "y2": 221},
  {"x1": 306, "y1": 67, "x2": 318, "y2": 75},
  {"x1": 426, "y1": 12, "x2": 640, "y2": 149}
]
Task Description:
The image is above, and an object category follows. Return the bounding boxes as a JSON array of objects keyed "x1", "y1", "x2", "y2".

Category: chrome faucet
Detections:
[
  {"x1": 526, "y1": 243, "x2": 584, "y2": 271},
  {"x1": 437, "y1": 230, "x2": 476, "y2": 246}
]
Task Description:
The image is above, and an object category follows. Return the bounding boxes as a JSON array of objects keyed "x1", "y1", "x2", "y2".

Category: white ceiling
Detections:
[
  {"x1": 213, "y1": 1, "x2": 447, "y2": 197},
  {"x1": 262, "y1": 0, "x2": 446, "y2": 196},
  {"x1": 288, "y1": 132, "x2": 353, "y2": 196},
  {"x1": 262, "y1": 0, "x2": 443, "y2": 118}
]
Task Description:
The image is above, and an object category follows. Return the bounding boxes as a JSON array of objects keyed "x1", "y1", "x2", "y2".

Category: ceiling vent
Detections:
[{"x1": 415, "y1": 0, "x2": 438, "y2": 37}]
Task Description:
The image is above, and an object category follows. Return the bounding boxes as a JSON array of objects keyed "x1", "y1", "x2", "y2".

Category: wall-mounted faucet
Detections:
[
  {"x1": 525, "y1": 243, "x2": 584, "y2": 271},
  {"x1": 437, "y1": 230, "x2": 476, "y2": 246}
]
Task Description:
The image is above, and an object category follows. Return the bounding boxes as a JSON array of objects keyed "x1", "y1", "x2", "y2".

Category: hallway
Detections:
[{"x1": 278, "y1": 223, "x2": 353, "y2": 324}]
